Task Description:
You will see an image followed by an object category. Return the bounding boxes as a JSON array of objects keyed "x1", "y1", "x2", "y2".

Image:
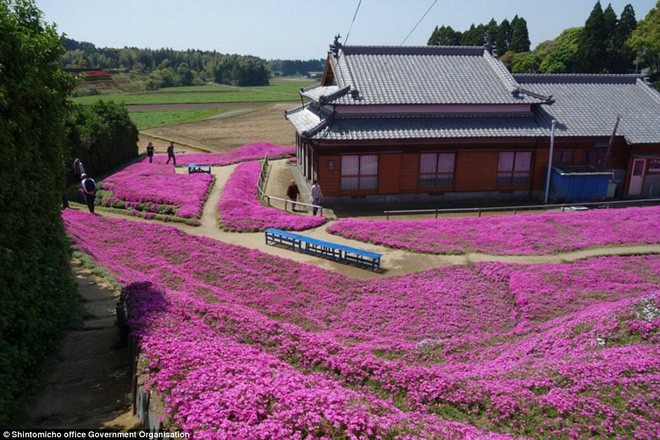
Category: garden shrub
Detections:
[{"x1": 66, "y1": 100, "x2": 139, "y2": 179}]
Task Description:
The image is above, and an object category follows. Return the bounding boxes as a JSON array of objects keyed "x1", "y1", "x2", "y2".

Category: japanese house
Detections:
[{"x1": 284, "y1": 40, "x2": 660, "y2": 204}]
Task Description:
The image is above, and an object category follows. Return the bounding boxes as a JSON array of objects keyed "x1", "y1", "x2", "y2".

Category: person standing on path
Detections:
[
  {"x1": 146, "y1": 142, "x2": 155, "y2": 163},
  {"x1": 310, "y1": 180, "x2": 323, "y2": 216},
  {"x1": 286, "y1": 180, "x2": 300, "y2": 211},
  {"x1": 72, "y1": 158, "x2": 85, "y2": 182},
  {"x1": 166, "y1": 142, "x2": 176, "y2": 166},
  {"x1": 80, "y1": 173, "x2": 97, "y2": 214}
]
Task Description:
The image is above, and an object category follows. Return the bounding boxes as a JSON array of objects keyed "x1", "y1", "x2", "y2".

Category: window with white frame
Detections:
[
  {"x1": 341, "y1": 154, "x2": 378, "y2": 190},
  {"x1": 497, "y1": 151, "x2": 532, "y2": 185},
  {"x1": 419, "y1": 152, "x2": 455, "y2": 188}
]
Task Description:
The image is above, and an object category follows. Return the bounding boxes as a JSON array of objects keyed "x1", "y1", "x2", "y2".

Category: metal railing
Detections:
[{"x1": 384, "y1": 198, "x2": 660, "y2": 219}]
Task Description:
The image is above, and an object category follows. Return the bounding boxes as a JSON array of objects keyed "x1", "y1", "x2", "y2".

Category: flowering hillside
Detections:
[
  {"x1": 63, "y1": 210, "x2": 659, "y2": 438},
  {"x1": 328, "y1": 206, "x2": 660, "y2": 255},
  {"x1": 150, "y1": 142, "x2": 295, "y2": 165},
  {"x1": 218, "y1": 161, "x2": 327, "y2": 231},
  {"x1": 99, "y1": 161, "x2": 213, "y2": 220}
]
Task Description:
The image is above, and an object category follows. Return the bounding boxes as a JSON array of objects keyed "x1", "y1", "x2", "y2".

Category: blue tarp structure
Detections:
[{"x1": 548, "y1": 165, "x2": 613, "y2": 202}]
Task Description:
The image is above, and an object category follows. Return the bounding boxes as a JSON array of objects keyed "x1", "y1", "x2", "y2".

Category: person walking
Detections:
[
  {"x1": 309, "y1": 180, "x2": 323, "y2": 216},
  {"x1": 286, "y1": 180, "x2": 300, "y2": 211},
  {"x1": 72, "y1": 158, "x2": 85, "y2": 182},
  {"x1": 80, "y1": 173, "x2": 97, "y2": 214},
  {"x1": 166, "y1": 142, "x2": 176, "y2": 166},
  {"x1": 146, "y1": 142, "x2": 155, "y2": 163}
]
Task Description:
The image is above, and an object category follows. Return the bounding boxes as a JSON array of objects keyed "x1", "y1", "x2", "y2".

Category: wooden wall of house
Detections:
[
  {"x1": 552, "y1": 138, "x2": 629, "y2": 170},
  {"x1": 399, "y1": 154, "x2": 419, "y2": 193},
  {"x1": 455, "y1": 151, "x2": 499, "y2": 191},
  {"x1": 314, "y1": 138, "x2": 637, "y2": 197},
  {"x1": 532, "y1": 148, "x2": 549, "y2": 190},
  {"x1": 318, "y1": 155, "x2": 341, "y2": 195},
  {"x1": 378, "y1": 153, "x2": 402, "y2": 194}
]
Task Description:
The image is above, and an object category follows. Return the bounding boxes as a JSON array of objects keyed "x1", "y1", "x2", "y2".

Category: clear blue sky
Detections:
[{"x1": 36, "y1": 0, "x2": 655, "y2": 60}]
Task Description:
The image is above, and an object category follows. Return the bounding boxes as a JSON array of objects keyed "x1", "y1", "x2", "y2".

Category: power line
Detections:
[
  {"x1": 345, "y1": 0, "x2": 363, "y2": 44},
  {"x1": 400, "y1": 0, "x2": 439, "y2": 45}
]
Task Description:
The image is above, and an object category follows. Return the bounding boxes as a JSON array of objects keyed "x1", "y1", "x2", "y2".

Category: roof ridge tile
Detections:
[
  {"x1": 636, "y1": 78, "x2": 660, "y2": 105},
  {"x1": 483, "y1": 50, "x2": 519, "y2": 93}
]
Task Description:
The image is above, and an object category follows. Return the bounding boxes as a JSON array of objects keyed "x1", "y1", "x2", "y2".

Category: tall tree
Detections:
[
  {"x1": 461, "y1": 24, "x2": 486, "y2": 46},
  {"x1": 576, "y1": 1, "x2": 608, "y2": 72},
  {"x1": 428, "y1": 25, "x2": 461, "y2": 46},
  {"x1": 496, "y1": 19, "x2": 512, "y2": 55},
  {"x1": 603, "y1": 3, "x2": 619, "y2": 39},
  {"x1": 610, "y1": 3, "x2": 637, "y2": 72},
  {"x1": 485, "y1": 18, "x2": 499, "y2": 46},
  {"x1": 627, "y1": 1, "x2": 658, "y2": 76},
  {"x1": 618, "y1": 3, "x2": 638, "y2": 38},
  {"x1": 510, "y1": 15, "x2": 531, "y2": 52},
  {"x1": 603, "y1": 3, "x2": 622, "y2": 71},
  {"x1": 0, "y1": 0, "x2": 78, "y2": 424}
]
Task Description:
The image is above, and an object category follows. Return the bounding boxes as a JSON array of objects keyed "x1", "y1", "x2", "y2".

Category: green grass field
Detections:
[
  {"x1": 129, "y1": 108, "x2": 229, "y2": 130},
  {"x1": 73, "y1": 77, "x2": 317, "y2": 105},
  {"x1": 74, "y1": 77, "x2": 316, "y2": 129}
]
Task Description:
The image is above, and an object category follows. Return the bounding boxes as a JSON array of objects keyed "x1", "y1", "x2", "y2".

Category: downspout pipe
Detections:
[{"x1": 544, "y1": 119, "x2": 557, "y2": 204}]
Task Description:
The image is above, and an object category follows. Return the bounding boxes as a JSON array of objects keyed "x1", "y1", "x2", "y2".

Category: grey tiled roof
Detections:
[
  {"x1": 515, "y1": 74, "x2": 660, "y2": 144},
  {"x1": 326, "y1": 45, "x2": 549, "y2": 105},
  {"x1": 286, "y1": 106, "x2": 544, "y2": 140},
  {"x1": 300, "y1": 85, "x2": 345, "y2": 103},
  {"x1": 285, "y1": 44, "x2": 660, "y2": 145},
  {"x1": 285, "y1": 104, "x2": 328, "y2": 137}
]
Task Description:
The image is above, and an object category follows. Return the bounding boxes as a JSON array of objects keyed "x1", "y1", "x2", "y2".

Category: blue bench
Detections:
[
  {"x1": 265, "y1": 228, "x2": 382, "y2": 271},
  {"x1": 187, "y1": 163, "x2": 211, "y2": 174}
]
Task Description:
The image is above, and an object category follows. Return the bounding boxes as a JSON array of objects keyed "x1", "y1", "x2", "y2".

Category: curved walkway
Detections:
[{"x1": 93, "y1": 160, "x2": 660, "y2": 281}]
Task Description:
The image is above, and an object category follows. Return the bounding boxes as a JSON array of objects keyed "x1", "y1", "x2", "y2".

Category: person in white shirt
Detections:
[
  {"x1": 310, "y1": 180, "x2": 323, "y2": 216},
  {"x1": 80, "y1": 173, "x2": 97, "y2": 214}
]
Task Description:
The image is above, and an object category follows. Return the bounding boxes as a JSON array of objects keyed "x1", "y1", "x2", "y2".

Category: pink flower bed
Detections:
[
  {"x1": 150, "y1": 142, "x2": 294, "y2": 166},
  {"x1": 100, "y1": 162, "x2": 213, "y2": 219},
  {"x1": 63, "y1": 210, "x2": 659, "y2": 438},
  {"x1": 218, "y1": 161, "x2": 326, "y2": 231},
  {"x1": 328, "y1": 206, "x2": 660, "y2": 255}
]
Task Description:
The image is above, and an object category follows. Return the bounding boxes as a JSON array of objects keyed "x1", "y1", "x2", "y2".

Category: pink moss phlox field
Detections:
[
  {"x1": 150, "y1": 142, "x2": 295, "y2": 166},
  {"x1": 218, "y1": 161, "x2": 326, "y2": 231},
  {"x1": 328, "y1": 206, "x2": 660, "y2": 255},
  {"x1": 63, "y1": 210, "x2": 659, "y2": 438},
  {"x1": 101, "y1": 161, "x2": 212, "y2": 218}
]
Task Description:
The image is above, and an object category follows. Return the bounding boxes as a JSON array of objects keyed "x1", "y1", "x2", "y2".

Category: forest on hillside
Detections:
[
  {"x1": 61, "y1": 1, "x2": 658, "y2": 91},
  {"x1": 61, "y1": 38, "x2": 324, "y2": 91}
]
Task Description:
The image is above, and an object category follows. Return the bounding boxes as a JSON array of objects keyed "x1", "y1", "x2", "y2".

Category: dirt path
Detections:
[
  {"x1": 27, "y1": 261, "x2": 140, "y2": 429},
  {"x1": 138, "y1": 103, "x2": 296, "y2": 152}
]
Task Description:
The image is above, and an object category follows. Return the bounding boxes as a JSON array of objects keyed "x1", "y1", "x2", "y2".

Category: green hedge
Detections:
[
  {"x1": 0, "y1": 0, "x2": 80, "y2": 425},
  {"x1": 67, "y1": 100, "x2": 139, "y2": 180}
]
